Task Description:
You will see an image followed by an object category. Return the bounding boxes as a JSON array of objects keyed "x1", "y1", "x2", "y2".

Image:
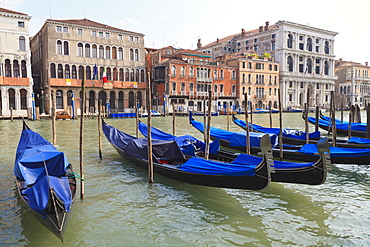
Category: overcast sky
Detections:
[{"x1": 2, "y1": 0, "x2": 369, "y2": 64}]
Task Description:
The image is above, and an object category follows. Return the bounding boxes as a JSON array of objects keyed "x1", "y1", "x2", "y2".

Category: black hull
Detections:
[
  {"x1": 16, "y1": 166, "x2": 77, "y2": 241},
  {"x1": 112, "y1": 145, "x2": 270, "y2": 190}
]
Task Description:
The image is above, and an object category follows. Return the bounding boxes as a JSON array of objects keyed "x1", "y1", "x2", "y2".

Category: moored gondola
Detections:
[{"x1": 14, "y1": 121, "x2": 77, "y2": 241}]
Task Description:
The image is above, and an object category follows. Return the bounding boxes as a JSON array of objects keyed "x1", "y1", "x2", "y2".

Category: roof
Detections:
[
  {"x1": 0, "y1": 7, "x2": 28, "y2": 16},
  {"x1": 200, "y1": 25, "x2": 277, "y2": 49},
  {"x1": 46, "y1": 18, "x2": 143, "y2": 35}
]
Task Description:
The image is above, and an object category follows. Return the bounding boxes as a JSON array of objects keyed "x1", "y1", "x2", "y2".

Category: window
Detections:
[
  {"x1": 118, "y1": 34, "x2": 122, "y2": 40},
  {"x1": 181, "y1": 66, "x2": 185, "y2": 77},
  {"x1": 245, "y1": 40, "x2": 249, "y2": 45},
  {"x1": 18, "y1": 21, "x2": 25, "y2": 27},
  {"x1": 72, "y1": 65, "x2": 77, "y2": 79},
  {"x1": 20, "y1": 89, "x2": 27, "y2": 109},
  {"x1": 63, "y1": 41, "x2": 69, "y2": 55},
  {"x1": 254, "y1": 38, "x2": 258, "y2": 42},
  {"x1": 287, "y1": 56, "x2": 293, "y2": 72},
  {"x1": 99, "y1": 45, "x2": 104, "y2": 58},
  {"x1": 21, "y1": 60, "x2": 27, "y2": 77},
  {"x1": 106, "y1": 32, "x2": 110, "y2": 38},
  {"x1": 129, "y1": 48, "x2": 134, "y2": 60},
  {"x1": 5, "y1": 59, "x2": 11, "y2": 77},
  {"x1": 172, "y1": 66, "x2": 176, "y2": 77},
  {"x1": 63, "y1": 27, "x2": 68, "y2": 33},
  {"x1": 272, "y1": 34, "x2": 276, "y2": 39},
  {"x1": 79, "y1": 66, "x2": 84, "y2": 80},
  {"x1": 220, "y1": 69, "x2": 224, "y2": 79},
  {"x1": 119, "y1": 68, "x2": 124, "y2": 81},
  {"x1": 99, "y1": 32, "x2": 103, "y2": 37},
  {"x1": 57, "y1": 64, "x2": 63, "y2": 78},
  {"x1": 287, "y1": 34, "x2": 293, "y2": 48},
  {"x1": 56, "y1": 26, "x2": 62, "y2": 32},
  {"x1": 136, "y1": 69, "x2": 139, "y2": 82},
  {"x1": 65, "y1": 64, "x2": 70, "y2": 79},
  {"x1": 112, "y1": 47, "x2": 117, "y2": 59},
  {"x1": 125, "y1": 69, "x2": 129, "y2": 81},
  {"x1": 134, "y1": 49, "x2": 139, "y2": 61},
  {"x1": 86, "y1": 66, "x2": 91, "y2": 80},
  {"x1": 135, "y1": 37, "x2": 138, "y2": 42},
  {"x1": 324, "y1": 41, "x2": 330, "y2": 54},
  {"x1": 77, "y1": 43, "x2": 83, "y2": 56},
  {"x1": 78, "y1": 29, "x2": 82, "y2": 35},
  {"x1": 306, "y1": 38, "x2": 312, "y2": 51},
  {"x1": 92, "y1": 30, "x2": 96, "y2": 37},
  {"x1": 19, "y1": 36, "x2": 26, "y2": 51},
  {"x1": 85, "y1": 44, "x2": 90, "y2": 57},
  {"x1": 105, "y1": 46, "x2": 111, "y2": 59},
  {"x1": 92, "y1": 44, "x2": 97, "y2": 58},
  {"x1": 307, "y1": 58, "x2": 312, "y2": 73},
  {"x1": 50, "y1": 63, "x2": 56, "y2": 78},
  {"x1": 118, "y1": 48, "x2": 123, "y2": 60},
  {"x1": 129, "y1": 36, "x2": 133, "y2": 41},
  {"x1": 57, "y1": 40, "x2": 62, "y2": 54},
  {"x1": 140, "y1": 69, "x2": 145, "y2": 82},
  {"x1": 271, "y1": 41, "x2": 276, "y2": 51},
  {"x1": 254, "y1": 45, "x2": 258, "y2": 53},
  {"x1": 324, "y1": 61, "x2": 329, "y2": 75},
  {"x1": 13, "y1": 60, "x2": 19, "y2": 77},
  {"x1": 130, "y1": 69, "x2": 134, "y2": 81},
  {"x1": 8, "y1": 89, "x2": 15, "y2": 109}
]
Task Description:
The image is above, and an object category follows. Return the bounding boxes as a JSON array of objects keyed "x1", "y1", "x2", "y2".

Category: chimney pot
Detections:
[
  {"x1": 259, "y1": 26, "x2": 263, "y2": 32},
  {"x1": 366, "y1": 62, "x2": 368, "y2": 67}
]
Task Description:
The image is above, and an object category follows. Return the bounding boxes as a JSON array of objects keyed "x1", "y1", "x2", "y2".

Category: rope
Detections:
[
  {"x1": 255, "y1": 173, "x2": 271, "y2": 180},
  {"x1": 68, "y1": 172, "x2": 85, "y2": 181}
]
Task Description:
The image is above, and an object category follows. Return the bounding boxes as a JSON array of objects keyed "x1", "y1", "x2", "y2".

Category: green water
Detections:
[{"x1": 0, "y1": 113, "x2": 369, "y2": 246}]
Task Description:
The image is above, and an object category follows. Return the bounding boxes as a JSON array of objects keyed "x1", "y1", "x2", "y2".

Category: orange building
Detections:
[{"x1": 146, "y1": 47, "x2": 237, "y2": 114}]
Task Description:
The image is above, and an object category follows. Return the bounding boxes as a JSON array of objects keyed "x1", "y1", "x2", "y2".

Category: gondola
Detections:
[
  {"x1": 14, "y1": 121, "x2": 76, "y2": 241},
  {"x1": 303, "y1": 113, "x2": 367, "y2": 137},
  {"x1": 190, "y1": 118, "x2": 370, "y2": 165},
  {"x1": 232, "y1": 115, "x2": 320, "y2": 145},
  {"x1": 138, "y1": 120, "x2": 329, "y2": 185},
  {"x1": 102, "y1": 120, "x2": 270, "y2": 190}
]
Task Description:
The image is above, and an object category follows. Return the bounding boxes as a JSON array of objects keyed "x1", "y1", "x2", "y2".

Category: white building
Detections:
[
  {"x1": 197, "y1": 21, "x2": 338, "y2": 110},
  {"x1": 0, "y1": 7, "x2": 33, "y2": 118}
]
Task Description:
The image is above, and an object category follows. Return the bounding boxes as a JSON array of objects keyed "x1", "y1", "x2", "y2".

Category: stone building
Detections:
[
  {"x1": 335, "y1": 59, "x2": 370, "y2": 108},
  {"x1": 147, "y1": 47, "x2": 237, "y2": 114},
  {"x1": 197, "y1": 21, "x2": 338, "y2": 110},
  {"x1": 30, "y1": 18, "x2": 146, "y2": 115},
  {"x1": 0, "y1": 7, "x2": 33, "y2": 118}
]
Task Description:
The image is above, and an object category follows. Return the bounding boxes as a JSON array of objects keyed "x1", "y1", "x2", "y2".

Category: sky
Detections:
[{"x1": 2, "y1": 0, "x2": 370, "y2": 64}]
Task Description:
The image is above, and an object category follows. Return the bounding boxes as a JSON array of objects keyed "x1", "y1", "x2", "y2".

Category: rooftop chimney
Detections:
[
  {"x1": 264, "y1": 21, "x2": 269, "y2": 31},
  {"x1": 197, "y1": 39, "x2": 202, "y2": 49},
  {"x1": 366, "y1": 62, "x2": 369, "y2": 67},
  {"x1": 216, "y1": 38, "x2": 219, "y2": 44},
  {"x1": 241, "y1": 28, "x2": 245, "y2": 36},
  {"x1": 259, "y1": 26, "x2": 263, "y2": 32}
]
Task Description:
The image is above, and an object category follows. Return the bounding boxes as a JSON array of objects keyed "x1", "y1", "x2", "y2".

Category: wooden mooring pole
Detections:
[
  {"x1": 244, "y1": 93, "x2": 250, "y2": 155},
  {"x1": 204, "y1": 91, "x2": 212, "y2": 160},
  {"x1": 51, "y1": 90, "x2": 56, "y2": 145},
  {"x1": 98, "y1": 99, "x2": 103, "y2": 160},
  {"x1": 79, "y1": 68, "x2": 86, "y2": 199},
  {"x1": 147, "y1": 72, "x2": 154, "y2": 183},
  {"x1": 278, "y1": 89, "x2": 283, "y2": 160}
]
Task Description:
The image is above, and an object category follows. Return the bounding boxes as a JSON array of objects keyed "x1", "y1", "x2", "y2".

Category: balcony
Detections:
[
  {"x1": 196, "y1": 77, "x2": 213, "y2": 83},
  {"x1": 180, "y1": 91, "x2": 186, "y2": 95}
]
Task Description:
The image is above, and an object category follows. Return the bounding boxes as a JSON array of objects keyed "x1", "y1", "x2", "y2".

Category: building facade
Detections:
[
  {"x1": 197, "y1": 21, "x2": 338, "y2": 110},
  {"x1": 30, "y1": 18, "x2": 146, "y2": 115},
  {"x1": 147, "y1": 47, "x2": 238, "y2": 114},
  {"x1": 0, "y1": 7, "x2": 33, "y2": 118},
  {"x1": 335, "y1": 59, "x2": 370, "y2": 108}
]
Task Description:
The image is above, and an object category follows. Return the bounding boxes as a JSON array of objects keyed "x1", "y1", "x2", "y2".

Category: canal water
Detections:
[{"x1": 0, "y1": 112, "x2": 369, "y2": 246}]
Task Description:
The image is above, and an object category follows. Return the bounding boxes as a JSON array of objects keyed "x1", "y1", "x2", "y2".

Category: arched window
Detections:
[
  {"x1": 112, "y1": 47, "x2": 117, "y2": 59},
  {"x1": 248, "y1": 74, "x2": 251, "y2": 83},
  {"x1": 307, "y1": 58, "x2": 312, "y2": 73},
  {"x1": 79, "y1": 65, "x2": 84, "y2": 79},
  {"x1": 181, "y1": 83, "x2": 185, "y2": 92},
  {"x1": 20, "y1": 89, "x2": 27, "y2": 109},
  {"x1": 181, "y1": 66, "x2": 185, "y2": 77},
  {"x1": 242, "y1": 74, "x2": 245, "y2": 83},
  {"x1": 190, "y1": 83, "x2": 194, "y2": 91},
  {"x1": 86, "y1": 66, "x2": 91, "y2": 80},
  {"x1": 5, "y1": 59, "x2": 11, "y2": 77},
  {"x1": 287, "y1": 56, "x2": 293, "y2": 72},
  {"x1": 128, "y1": 91, "x2": 135, "y2": 108},
  {"x1": 136, "y1": 69, "x2": 139, "y2": 82},
  {"x1": 72, "y1": 65, "x2": 77, "y2": 79},
  {"x1": 172, "y1": 66, "x2": 176, "y2": 77},
  {"x1": 118, "y1": 91, "x2": 124, "y2": 109},
  {"x1": 57, "y1": 40, "x2": 62, "y2": 54},
  {"x1": 113, "y1": 68, "x2": 118, "y2": 81},
  {"x1": 172, "y1": 82, "x2": 176, "y2": 92},
  {"x1": 50, "y1": 63, "x2": 56, "y2": 78},
  {"x1": 99, "y1": 45, "x2": 104, "y2": 58},
  {"x1": 134, "y1": 49, "x2": 139, "y2": 61},
  {"x1": 107, "y1": 67, "x2": 111, "y2": 81},
  {"x1": 129, "y1": 48, "x2": 134, "y2": 60},
  {"x1": 8, "y1": 88, "x2": 15, "y2": 109},
  {"x1": 214, "y1": 69, "x2": 217, "y2": 79},
  {"x1": 125, "y1": 69, "x2": 129, "y2": 81},
  {"x1": 119, "y1": 68, "x2": 124, "y2": 81},
  {"x1": 220, "y1": 69, "x2": 224, "y2": 79},
  {"x1": 13, "y1": 60, "x2": 19, "y2": 77},
  {"x1": 105, "y1": 46, "x2": 111, "y2": 59},
  {"x1": 65, "y1": 64, "x2": 70, "y2": 79},
  {"x1": 130, "y1": 69, "x2": 134, "y2": 81},
  {"x1": 63, "y1": 41, "x2": 69, "y2": 55},
  {"x1": 19, "y1": 36, "x2": 26, "y2": 51},
  {"x1": 92, "y1": 44, "x2": 97, "y2": 58},
  {"x1": 85, "y1": 44, "x2": 90, "y2": 57},
  {"x1": 306, "y1": 38, "x2": 312, "y2": 51},
  {"x1": 67, "y1": 90, "x2": 73, "y2": 106},
  {"x1": 340, "y1": 86, "x2": 343, "y2": 94},
  {"x1": 118, "y1": 47, "x2": 123, "y2": 60},
  {"x1": 77, "y1": 43, "x2": 83, "y2": 56},
  {"x1": 190, "y1": 67, "x2": 194, "y2": 78},
  {"x1": 57, "y1": 64, "x2": 63, "y2": 78},
  {"x1": 140, "y1": 69, "x2": 145, "y2": 82},
  {"x1": 287, "y1": 34, "x2": 293, "y2": 48},
  {"x1": 21, "y1": 60, "x2": 27, "y2": 78},
  {"x1": 89, "y1": 91, "x2": 95, "y2": 111}
]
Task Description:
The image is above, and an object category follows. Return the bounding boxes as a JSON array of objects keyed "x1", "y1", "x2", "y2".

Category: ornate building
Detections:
[
  {"x1": 30, "y1": 18, "x2": 146, "y2": 115},
  {"x1": 197, "y1": 21, "x2": 338, "y2": 110},
  {"x1": 335, "y1": 59, "x2": 370, "y2": 108},
  {"x1": 0, "y1": 7, "x2": 33, "y2": 118}
]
